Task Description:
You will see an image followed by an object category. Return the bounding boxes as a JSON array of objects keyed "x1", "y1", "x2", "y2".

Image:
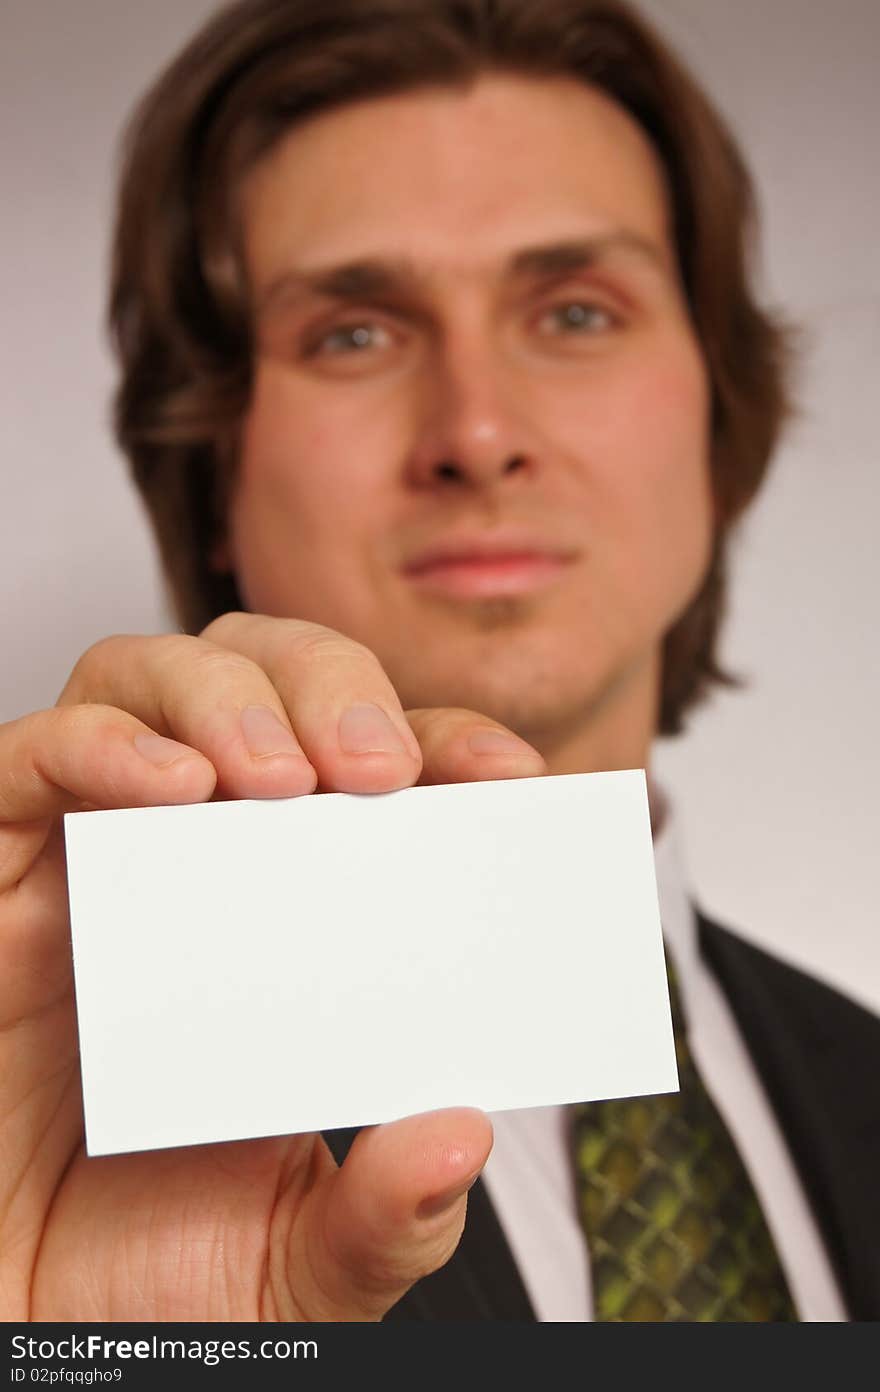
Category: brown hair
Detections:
[{"x1": 110, "y1": 0, "x2": 795, "y2": 735}]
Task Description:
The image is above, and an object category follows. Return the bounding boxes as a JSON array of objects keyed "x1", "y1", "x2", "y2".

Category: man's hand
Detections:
[{"x1": 0, "y1": 613, "x2": 546, "y2": 1321}]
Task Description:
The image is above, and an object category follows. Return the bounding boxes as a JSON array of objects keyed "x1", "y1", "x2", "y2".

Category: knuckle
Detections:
[
  {"x1": 42, "y1": 702, "x2": 123, "y2": 746},
  {"x1": 63, "y1": 633, "x2": 132, "y2": 697},
  {"x1": 57, "y1": 701, "x2": 123, "y2": 734},
  {"x1": 279, "y1": 622, "x2": 379, "y2": 671},
  {"x1": 198, "y1": 610, "x2": 250, "y2": 644},
  {"x1": 147, "y1": 632, "x2": 213, "y2": 674},
  {"x1": 201, "y1": 614, "x2": 389, "y2": 684},
  {"x1": 63, "y1": 632, "x2": 210, "y2": 701},
  {"x1": 179, "y1": 642, "x2": 263, "y2": 687},
  {"x1": 143, "y1": 633, "x2": 268, "y2": 695}
]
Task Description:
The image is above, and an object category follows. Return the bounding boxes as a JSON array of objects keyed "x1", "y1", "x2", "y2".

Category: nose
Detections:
[{"x1": 404, "y1": 342, "x2": 539, "y2": 491}]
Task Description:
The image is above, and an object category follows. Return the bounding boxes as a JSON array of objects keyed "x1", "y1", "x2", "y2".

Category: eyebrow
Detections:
[{"x1": 255, "y1": 232, "x2": 671, "y2": 320}]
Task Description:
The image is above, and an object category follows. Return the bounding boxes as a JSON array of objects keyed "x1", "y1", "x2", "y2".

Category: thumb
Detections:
[{"x1": 291, "y1": 1108, "x2": 493, "y2": 1320}]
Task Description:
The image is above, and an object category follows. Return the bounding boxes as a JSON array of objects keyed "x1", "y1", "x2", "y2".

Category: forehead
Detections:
[{"x1": 240, "y1": 73, "x2": 675, "y2": 288}]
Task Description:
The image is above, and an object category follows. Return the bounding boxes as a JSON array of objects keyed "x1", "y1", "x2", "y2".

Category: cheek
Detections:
[
  {"x1": 552, "y1": 340, "x2": 713, "y2": 615},
  {"x1": 623, "y1": 356, "x2": 710, "y2": 522},
  {"x1": 229, "y1": 365, "x2": 395, "y2": 612},
  {"x1": 238, "y1": 370, "x2": 349, "y2": 520},
  {"x1": 234, "y1": 364, "x2": 403, "y2": 544},
  {"x1": 604, "y1": 350, "x2": 707, "y2": 551},
  {"x1": 616, "y1": 351, "x2": 713, "y2": 618}
]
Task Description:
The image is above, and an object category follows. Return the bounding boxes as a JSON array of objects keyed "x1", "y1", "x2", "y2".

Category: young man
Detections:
[{"x1": 0, "y1": 0, "x2": 877, "y2": 1322}]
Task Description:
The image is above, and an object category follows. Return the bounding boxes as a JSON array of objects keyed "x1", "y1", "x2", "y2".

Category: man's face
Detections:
[{"x1": 227, "y1": 75, "x2": 713, "y2": 755}]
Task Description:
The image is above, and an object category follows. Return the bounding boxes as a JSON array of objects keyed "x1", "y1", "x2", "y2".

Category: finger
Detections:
[
  {"x1": 406, "y1": 708, "x2": 547, "y2": 785},
  {"x1": 291, "y1": 1108, "x2": 493, "y2": 1320},
  {"x1": 0, "y1": 705, "x2": 216, "y2": 827},
  {"x1": 201, "y1": 613, "x2": 422, "y2": 794},
  {"x1": 59, "y1": 632, "x2": 318, "y2": 801}
]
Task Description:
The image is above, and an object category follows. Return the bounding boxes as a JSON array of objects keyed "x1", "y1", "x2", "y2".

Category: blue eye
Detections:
[
  {"x1": 313, "y1": 322, "x2": 390, "y2": 355},
  {"x1": 541, "y1": 302, "x2": 615, "y2": 334}
]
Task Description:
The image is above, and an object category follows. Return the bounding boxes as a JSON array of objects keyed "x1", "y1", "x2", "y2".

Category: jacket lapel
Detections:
[{"x1": 697, "y1": 909, "x2": 880, "y2": 1321}]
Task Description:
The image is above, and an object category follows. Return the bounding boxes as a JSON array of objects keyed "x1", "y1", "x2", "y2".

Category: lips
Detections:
[{"x1": 402, "y1": 531, "x2": 576, "y2": 599}]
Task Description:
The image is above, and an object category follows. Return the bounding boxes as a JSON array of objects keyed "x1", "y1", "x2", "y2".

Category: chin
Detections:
[
  {"x1": 380, "y1": 600, "x2": 662, "y2": 764},
  {"x1": 384, "y1": 641, "x2": 608, "y2": 742}
]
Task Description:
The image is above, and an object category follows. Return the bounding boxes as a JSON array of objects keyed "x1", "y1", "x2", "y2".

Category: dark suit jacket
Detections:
[{"x1": 325, "y1": 909, "x2": 880, "y2": 1321}]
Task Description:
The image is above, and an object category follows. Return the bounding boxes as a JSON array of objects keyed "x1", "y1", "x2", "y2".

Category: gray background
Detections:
[{"x1": 2, "y1": 1, "x2": 877, "y2": 1007}]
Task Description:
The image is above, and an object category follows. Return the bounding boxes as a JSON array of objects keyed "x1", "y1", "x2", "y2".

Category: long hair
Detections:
[{"x1": 110, "y1": 0, "x2": 796, "y2": 734}]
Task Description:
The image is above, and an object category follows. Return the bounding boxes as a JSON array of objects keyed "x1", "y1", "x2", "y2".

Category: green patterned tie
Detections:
[{"x1": 571, "y1": 959, "x2": 798, "y2": 1321}]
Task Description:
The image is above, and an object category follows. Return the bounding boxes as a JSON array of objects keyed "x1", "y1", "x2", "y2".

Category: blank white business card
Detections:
[{"x1": 63, "y1": 769, "x2": 677, "y2": 1157}]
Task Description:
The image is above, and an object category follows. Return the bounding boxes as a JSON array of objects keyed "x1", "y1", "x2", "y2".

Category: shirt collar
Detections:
[{"x1": 649, "y1": 776, "x2": 701, "y2": 986}]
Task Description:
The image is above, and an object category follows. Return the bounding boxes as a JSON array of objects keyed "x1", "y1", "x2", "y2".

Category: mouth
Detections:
[{"x1": 402, "y1": 533, "x2": 577, "y2": 599}]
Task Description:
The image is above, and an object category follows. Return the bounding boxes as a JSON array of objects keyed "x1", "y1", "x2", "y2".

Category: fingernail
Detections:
[
  {"x1": 134, "y1": 733, "x2": 198, "y2": 767},
  {"x1": 417, "y1": 1172, "x2": 481, "y2": 1221},
  {"x1": 467, "y1": 728, "x2": 541, "y2": 757},
  {"x1": 338, "y1": 703, "x2": 408, "y2": 755},
  {"x1": 240, "y1": 705, "x2": 303, "y2": 759}
]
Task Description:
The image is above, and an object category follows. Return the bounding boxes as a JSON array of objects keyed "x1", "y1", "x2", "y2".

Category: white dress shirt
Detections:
[{"x1": 481, "y1": 786, "x2": 847, "y2": 1322}]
